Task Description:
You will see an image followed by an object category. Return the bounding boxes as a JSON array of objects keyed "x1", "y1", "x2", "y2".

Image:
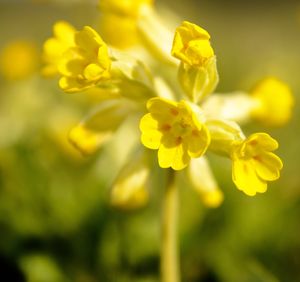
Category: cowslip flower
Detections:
[
  {"x1": 140, "y1": 97, "x2": 210, "y2": 170},
  {"x1": 251, "y1": 77, "x2": 294, "y2": 126},
  {"x1": 0, "y1": 40, "x2": 39, "y2": 80},
  {"x1": 44, "y1": 2, "x2": 292, "y2": 281},
  {"x1": 42, "y1": 21, "x2": 75, "y2": 77},
  {"x1": 58, "y1": 26, "x2": 111, "y2": 92},
  {"x1": 231, "y1": 133, "x2": 283, "y2": 196}
]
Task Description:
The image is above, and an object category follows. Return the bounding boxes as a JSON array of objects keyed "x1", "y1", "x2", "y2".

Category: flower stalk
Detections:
[{"x1": 161, "y1": 170, "x2": 180, "y2": 282}]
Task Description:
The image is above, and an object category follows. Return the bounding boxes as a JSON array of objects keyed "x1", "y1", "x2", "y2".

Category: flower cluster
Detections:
[{"x1": 43, "y1": 0, "x2": 293, "y2": 208}]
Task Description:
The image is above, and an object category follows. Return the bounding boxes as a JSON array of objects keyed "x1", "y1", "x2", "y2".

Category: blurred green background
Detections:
[{"x1": 0, "y1": 0, "x2": 299, "y2": 281}]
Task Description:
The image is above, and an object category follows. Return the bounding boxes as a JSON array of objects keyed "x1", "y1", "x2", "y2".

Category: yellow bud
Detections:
[
  {"x1": 68, "y1": 99, "x2": 134, "y2": 155},
  {"x1": 68, "y1": 124, "x2": 111, "y2": 155},
  {"x1": 0, "y1": 40, "x2": 39, "y2": 80},
  {"x1": 187, "y1": 157, "x2": 224, "y2": 208},
  {"x1": 251, "y1": 77, "x2": 294, "y2": 127},
  {"x1": 171, "y1": 21, "x2": 214, "y2": 67}
]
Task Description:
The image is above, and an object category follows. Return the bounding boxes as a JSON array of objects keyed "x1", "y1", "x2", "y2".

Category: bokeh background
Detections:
[{"x1": 0, "y1": 0, "x2": 299, "y2": 281}]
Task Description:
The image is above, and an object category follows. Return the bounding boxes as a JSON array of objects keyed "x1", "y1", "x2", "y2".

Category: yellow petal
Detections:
[
  {"x1": 246, "y1": 133, "x2": 278, "y2": 151},
  {"x1": 54, "y1": 21, "x2": 75, "y2": 43},
  {"x1": 147, "y1": 97, "x2": 178, "y2": 120},
  {"x1": 187, "y1": 125, "x2": 210, "y2": 158},
  {"x1": 84, "y1": 63, "x2": 104, "y2": 80},
  {"x1": 232, "y1": 159, "x2": 267, "y2": 196},
  {"x1": 158, "y1": 140, "x2": 189, "y2": 170},
  {"x1": 140, "y1": 113, "x2": 162, "y2": 149},
  {"x1": 254, "y1": 152, "x2": 283, "y2": 181}
]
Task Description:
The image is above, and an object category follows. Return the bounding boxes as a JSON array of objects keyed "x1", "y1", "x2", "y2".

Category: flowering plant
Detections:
[{"x1": 42, "y1": 0, "x2": 293, "y2": 280}]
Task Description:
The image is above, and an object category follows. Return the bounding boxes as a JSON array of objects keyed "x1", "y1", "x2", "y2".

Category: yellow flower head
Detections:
[
  {"x1": 99, "y1": 14, "x2": 139, "y2": 49},
  {"x1": 251, "y1": 77, "x2": 294, "y2": 127},
  {"x1": 99, "y1": 0, "x2": 153, "y2": 18},
  {"x1": 42, "y1": 21, "x2": 75, "y2": 77},
  {"x1": 231, "y1": 133, "x2": 283, "y2": 196},
  {"x1": 58, "y1": 26, "x2": 111, "y2": 93},
  {"x1": 140, "y1": 97, "x2": 210, "y2": 170},
  {"x1": 0, "y1": 40, "x2": 38, "y2": 80},
  {"x1": 171, "y1": 21, "x2": 215, "y2": 67}
]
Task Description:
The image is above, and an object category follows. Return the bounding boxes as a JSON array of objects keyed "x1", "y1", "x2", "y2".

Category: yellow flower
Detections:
[
  {"x1": 42, "y1": 21, "x2": 75, "y2": 77},
  {"x1": 231, "y1": 133, "x2": 283, "y2": 196},
  {"x1": 251, "y1": 77, "x2": 294, "y2": 127},
  {"x1": 58, "y1": 26, "x2": 111, "y2": 93},
  {"x1": 69, "y1": 99, "x2": 134, "y2": 154},
  {"x1": 170, "y1": 21, "x2": 218, "y2": 102},
  {"x1": 99, "y1": 0, "x2": 153, "y2": 18},
  {"x1": 140, "y1": 97, "x2": 210, "y2": 170},
  {"x1": 0, "y1": 40, "x2": 38, "y2": 80},
  {"x1": 99, "y1": 14, "x2": 139, "y2": 49},
  {"x1": 171, "y1": 21, "x2": 214, "y2": 67}
]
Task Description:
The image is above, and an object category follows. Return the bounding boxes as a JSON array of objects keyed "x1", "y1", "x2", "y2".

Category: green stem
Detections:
[{"x1": 161, "y1": 170, "x2": 180, "y2": 282}]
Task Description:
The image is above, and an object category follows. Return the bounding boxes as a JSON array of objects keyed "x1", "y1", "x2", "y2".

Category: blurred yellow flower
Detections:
[
  {"x1": 171, "y1": 21, "x2": 214, "y2": 67},
  {"x1": 42, "y1": 21, "x2": 75, "y2": 77},
  {"x1": 99, "y1": 14, "x2": 139, "y2": 49},
  {"x1": 251, "y1": 77, "x2": 294, "y2": 127},
  {"x1": 58, "y1": 26, "x2": 111, "y2": 93},
  {"x1": 231, "y1": 133, "x2": 283, "y2": 196},
  {"x1": 187, "y1": 157, "x2": 224, "y2": 208},
  {"x1": 99, "y1": 0, "x2": 153, "y2": 18},
  {"x1": 111, "y1": 151, "x2": 150, "y2": 210},
  {"x1": 68, "y1": 99, "x2": 133, "y2": 154},
  {"x1": 0, "y1": 40, "x2": 38, "y2": 80},
  {"x1": 140, "y1": 97, "x2": 210, "y2": 170}
]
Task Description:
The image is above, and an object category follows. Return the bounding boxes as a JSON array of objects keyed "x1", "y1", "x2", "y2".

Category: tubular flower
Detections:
[
  {"x1": 171, "y1": 21, "x2": 219, "y2": 103},
  {"x1": 58, "y1": 26, "x2": 111, "y2": 92},
  {"x1": 140, "y1": 97, "x2": 210, "y2": 170},
  {"x1": 171, "y1": 21, "x2": 214, "y2": 67},
  {"x1": 251, "y1": 77, "x2": 294, "y2": 127},
  {"x1": 231, "y1": 133, "x2": 283, "y2": 196},
  {"x1": 42, "y1": 21, "x2": 75, "y2": 77}
]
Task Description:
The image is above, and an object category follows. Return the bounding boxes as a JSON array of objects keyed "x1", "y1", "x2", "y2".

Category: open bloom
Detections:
[
  {"x1": 231, "y1": 133, "x2": 283, "y2": 196},
  {"x1": 140, "y1": 97, "x2": 210, "y2": 170},
  {"x1": 58, "y1": 26, "x2": 111, "y2": 92},
  {"x1": 42, "y1": 21, "x2": 75, "y2": 77}
]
